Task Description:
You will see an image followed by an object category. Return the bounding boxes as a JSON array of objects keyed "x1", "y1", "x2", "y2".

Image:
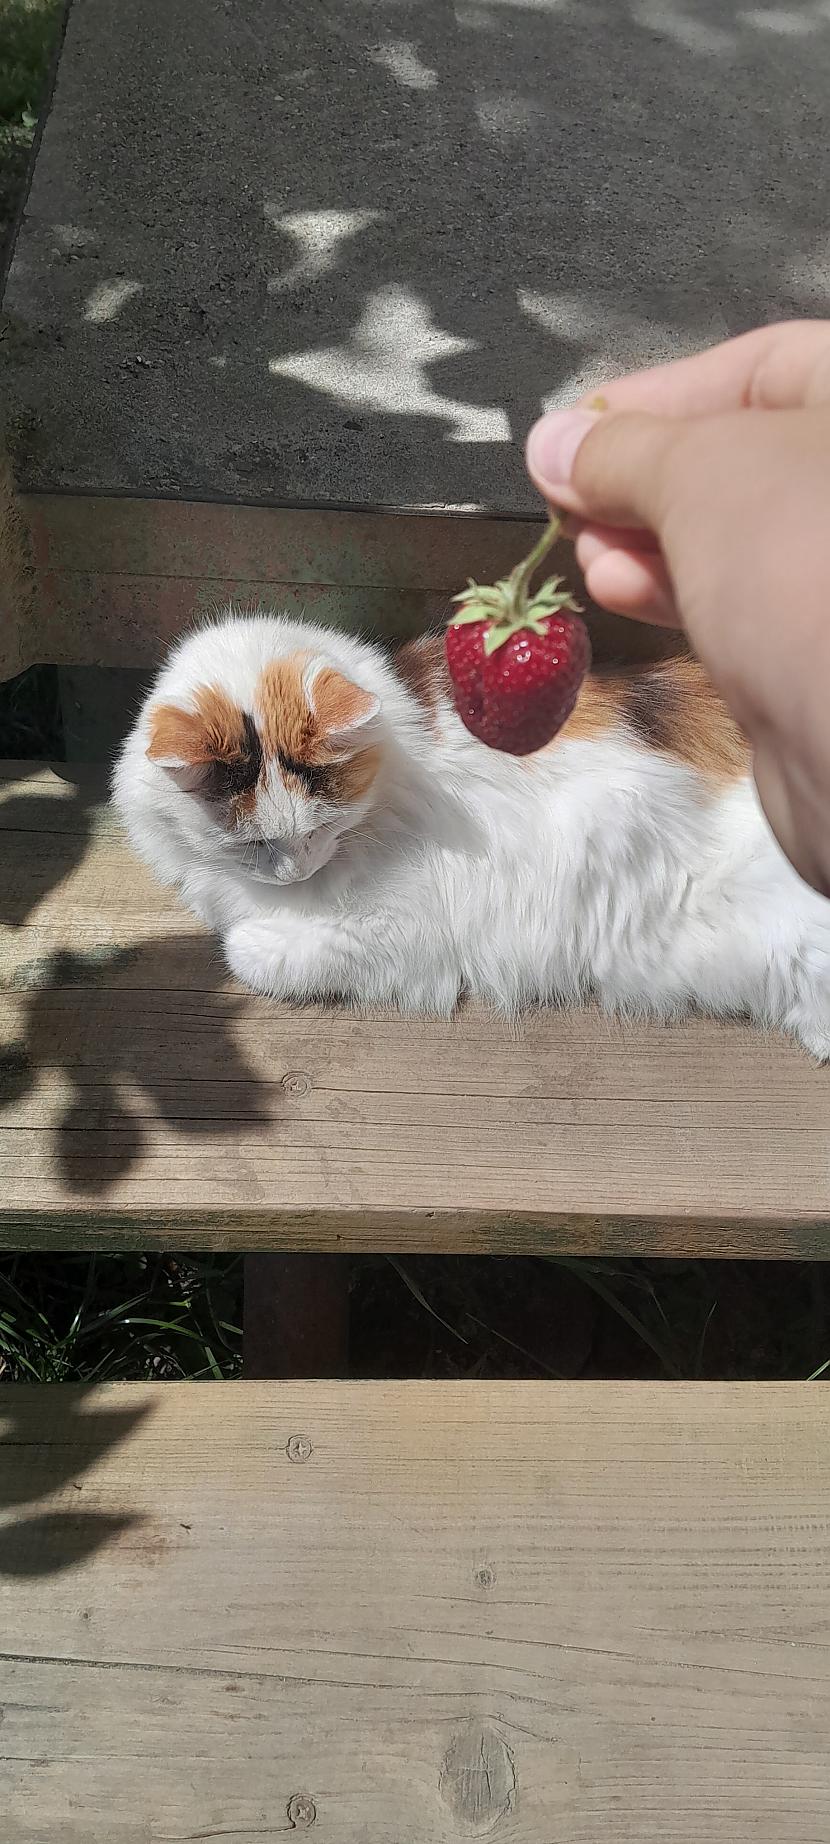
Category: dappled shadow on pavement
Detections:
[{"x1": 7, "y1": 0, "x2": 829, "y2": 510}]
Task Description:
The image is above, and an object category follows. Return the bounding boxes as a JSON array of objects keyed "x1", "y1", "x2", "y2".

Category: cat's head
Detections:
[{"x1": 144, "y1": 639, "x2": 382, "y2": 884}]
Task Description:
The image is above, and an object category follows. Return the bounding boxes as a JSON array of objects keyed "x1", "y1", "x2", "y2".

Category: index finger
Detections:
[{"x1": 581, "y1": 320, "x2": 830, "y2": 418}]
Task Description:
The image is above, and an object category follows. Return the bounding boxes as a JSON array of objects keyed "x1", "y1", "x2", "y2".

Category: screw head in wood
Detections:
[
  {"x1": 287, "y1": 1792, "x2": 316, "y2": 1827},
  {"x1": 286, "y1": 1434, "x2": 313, "y2": 1463}
]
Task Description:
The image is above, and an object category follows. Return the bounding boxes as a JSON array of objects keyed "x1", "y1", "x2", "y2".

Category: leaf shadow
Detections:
[
  {"x1": 0, "y1": 1384, "x2": 153, "y2": 1578},
  {"x1": 1, "y1": 935, "x2": 271, "y2": 1196}
]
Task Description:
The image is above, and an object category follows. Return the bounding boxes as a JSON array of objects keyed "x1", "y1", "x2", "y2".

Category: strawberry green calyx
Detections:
[{"x1": 450, "y1": 514, "x2": 582, "y2": 656}]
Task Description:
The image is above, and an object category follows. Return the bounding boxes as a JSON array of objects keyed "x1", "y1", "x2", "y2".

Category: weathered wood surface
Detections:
[
  {"x1": 2, "y1": 1381, "x2": 829, "y2": 1843},
  {"x1": 8, "y1": 497, "x2": 545, "y2": 677},
  {"x1": 9, "y1": 493, "x2": 674, "y2": 679},
  {"x1": 0, "y1": 449, "x2": 36, "y2": 682},
  {"x1": 1, "y1": 763, "x2": 830, "y2": 1253}
]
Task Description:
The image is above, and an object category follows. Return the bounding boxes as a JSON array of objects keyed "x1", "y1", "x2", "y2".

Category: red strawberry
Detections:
[{"x1": 445, "y1": 517, "x2": 590, "y2": 755}]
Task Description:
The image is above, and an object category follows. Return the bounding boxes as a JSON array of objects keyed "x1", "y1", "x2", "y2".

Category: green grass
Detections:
[
  {"x1": 0, "y1": 0, "x2": 64, "y2": 257},
  {"x1": 0, "y1": 1253, "x2": 243, "y2": 1382},
  {"x1": 2, "y1": 1253, "x2": 827, "y2": 1385},
  {"x1": 0, "y1": 0, "x2": 62, "y2": 143}
]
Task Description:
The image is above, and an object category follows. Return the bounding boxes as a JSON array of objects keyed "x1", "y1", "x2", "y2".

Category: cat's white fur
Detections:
[{"x1": 113, "y1": 612, "x2": 830, "y2": 1058}]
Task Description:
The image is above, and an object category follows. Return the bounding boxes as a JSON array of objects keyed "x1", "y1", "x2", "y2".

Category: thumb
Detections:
[{"x1": 526, "y1": 406, "x2": 681, "y2": 530}]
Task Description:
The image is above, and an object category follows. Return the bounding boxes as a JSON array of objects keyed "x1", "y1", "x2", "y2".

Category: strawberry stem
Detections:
[
  {"x1": 508, "y1": 513, "x2": 563, "y2": 620},
  {"x1": 449, "y1": 510, "x2": 580, "y2": 638}
]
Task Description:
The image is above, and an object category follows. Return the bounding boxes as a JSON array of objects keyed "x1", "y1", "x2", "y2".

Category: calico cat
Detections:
[{"x1": 113, "y1": 611, "x2": 830, "y2": 1057}]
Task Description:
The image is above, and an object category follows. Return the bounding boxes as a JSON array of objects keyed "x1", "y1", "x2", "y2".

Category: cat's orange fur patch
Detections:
[
  {"x1": 256, "y1": 658, "x2": 314, "y2": 765},
  {"x1": 256, "y1": 656, "x2": 380, "y2": 801},
  {"x1": 394, "y1": 634, "x2": 448, "y2": 731},
  {"x1": 147, "y1": 686, "x2": 262, "y2": 815},
  {"x1": 312, "y1": 665, "x2": 377, "y2": 742},
  {"x1": 561, "y1": 653, "x2": 749, "y2": 783},
  {"x1": 393, "y1": 632, "x2": 745, "y2": 784},
  {"x1": 147, "y1": 685, "x2": 249, "y2": 765}
]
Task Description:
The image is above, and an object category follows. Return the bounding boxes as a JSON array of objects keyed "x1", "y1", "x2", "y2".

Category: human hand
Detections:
[{"x1": 525, "y1": 322, "x2": 830, "y2": 894}]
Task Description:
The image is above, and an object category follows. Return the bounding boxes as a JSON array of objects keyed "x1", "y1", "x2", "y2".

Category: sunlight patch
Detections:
[
  {"x1": 83, "y1": 279, "x2": 143, "y2": 324},
  {"x1": 266, "y1": 207, "x2": 385, "y2": 294},
  {"x1": 369, "y1": 40, "x2": 438, "y2": 89},
  {"x1": 631, "y1": 0, "x2": 735, "y2": 52},
  {"x1": 269, "y1": 284, "x2": 510, "y2": 443}
]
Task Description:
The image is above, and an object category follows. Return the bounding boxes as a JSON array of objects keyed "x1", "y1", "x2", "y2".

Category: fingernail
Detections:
[{"x1": 527, "y1": 409, "x2": 600, "y2": 488}]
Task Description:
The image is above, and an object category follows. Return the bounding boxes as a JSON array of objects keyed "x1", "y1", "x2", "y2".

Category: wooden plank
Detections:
[
  {"x1": 37, "y1": 572, "x2": 452, "y2": 666},
  {"x1": 9, "y1": 492, "x2": 674, "y2": 677},
  {"x1": 1, "y1": 1380, "x2": 829, "y2": 1843},
  {"x1": 26, "y1": 496, "x2": 546, "y2": 588},
  {"x1": 0, "y1": 448, "x2": 36, "y2": 681},
  {"x1": 2, "y1": 765, "x2": 830, "y2": 1253},
  {"x1": 9, "y1": 495, "x2": 540, "y2": 675}
]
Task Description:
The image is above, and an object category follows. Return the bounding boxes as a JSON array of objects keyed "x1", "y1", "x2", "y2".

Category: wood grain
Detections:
[
  {"x1": 1, "y1": 1381, "x2": 830, "y2": 1842},
  {"x1": 11, "y1": 492, "x2": 676, "y2": 677},
  {"x1": 11, "y1": 496, "x2": 540, "y2": 675},
  {"x1": 2, "y1": 765, "x2": 830, "y2": 1253}
]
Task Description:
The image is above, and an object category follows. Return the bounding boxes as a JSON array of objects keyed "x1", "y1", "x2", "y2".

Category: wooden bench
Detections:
[
  {"x1": 4, "y1": 762, "x2": 830, "y2": 1257},
  {"x1": 3, "y1": 1381, "x2": 830, "y2": 1842},
  {"x1": 3, "y1": 0, "x2": 830, "y2": 1835}
]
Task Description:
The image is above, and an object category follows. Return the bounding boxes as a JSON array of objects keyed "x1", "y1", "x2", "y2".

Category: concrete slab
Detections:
[{"x1": 3, "y1": 0, "x2": 830, "y2": 514}]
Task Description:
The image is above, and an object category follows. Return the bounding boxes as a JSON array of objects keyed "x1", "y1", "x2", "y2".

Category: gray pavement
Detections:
[{"x1": 3, "y1": 0, "x2": 829, "y2": 512}]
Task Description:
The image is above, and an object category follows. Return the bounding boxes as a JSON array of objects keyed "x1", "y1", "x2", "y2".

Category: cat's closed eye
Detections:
[
  {"x1": 276, "y1": 751, "x2": 331, "y2": 798},
  {"x1": 205, "y1": 756, "x2": 261, "y2": 802}
]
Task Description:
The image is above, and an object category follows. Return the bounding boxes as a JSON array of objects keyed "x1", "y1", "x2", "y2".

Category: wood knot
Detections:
[
  {"x1": 439, "y1": 1722, "x2": 515, "y2": 1835},
  {"x1": 286, "y1": 1435, "x2": 313, "y2": 1463},
  {"x1": 473, "y1": 1563, "x2": 496, "y2": 1591},
  {"x1": 282, "y1": 1070, "x2": 311, "y2": 1097},
  {"x1": 287, "y1": 1792, "x2": 316, "y2": 1827}
]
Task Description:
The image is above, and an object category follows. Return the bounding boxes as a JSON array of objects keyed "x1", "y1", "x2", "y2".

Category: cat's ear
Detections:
[
  {"x1": 145, "y1": 704, "x2": 214, "y2": 791},
  {"x1": 307, "y1": 664, "x2": 381, "y2": 757}
]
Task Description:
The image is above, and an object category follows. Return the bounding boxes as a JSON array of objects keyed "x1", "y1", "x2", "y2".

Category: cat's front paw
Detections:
[
  {"x1": 783, "y1": 939, "x2": 830, "y2": 1063},
  {"x1": 225, "y1": 921, "x2": 294, "y2": 999},
  {"x1": 786, "y1": 1008, "x2": 830, "y2": 1064}
]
